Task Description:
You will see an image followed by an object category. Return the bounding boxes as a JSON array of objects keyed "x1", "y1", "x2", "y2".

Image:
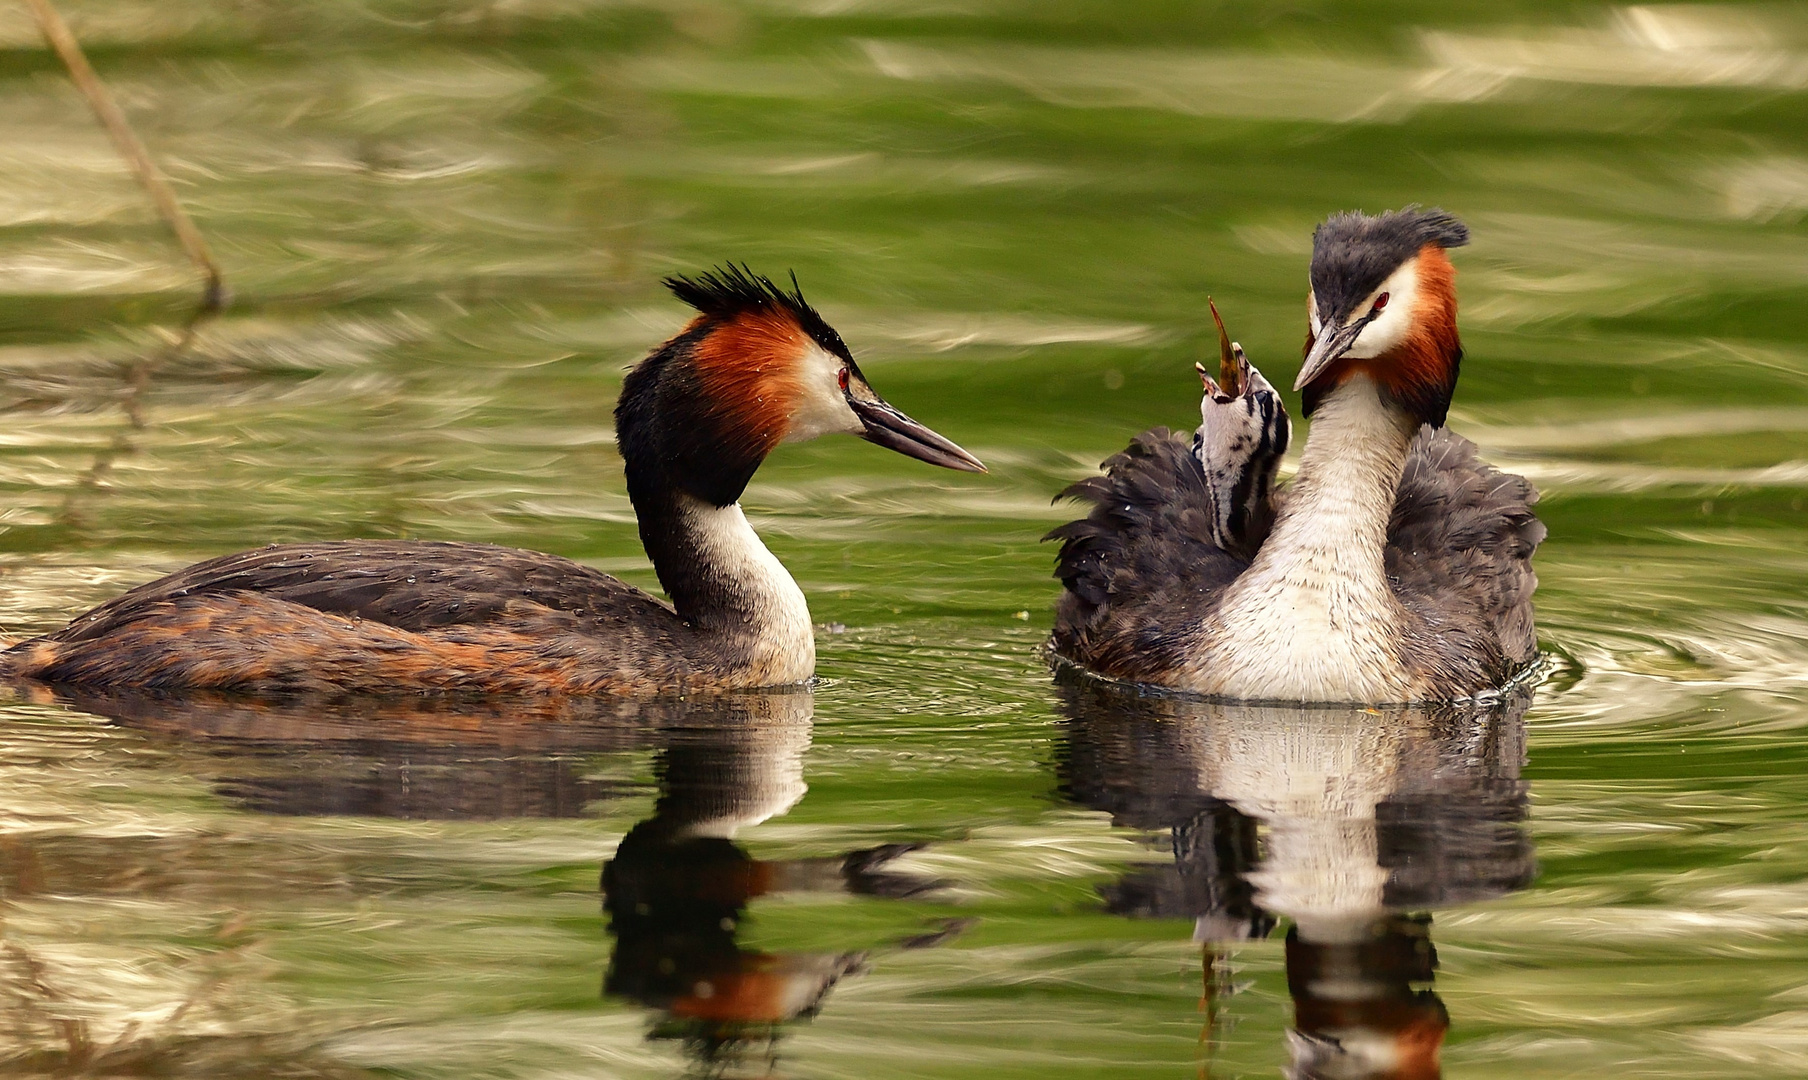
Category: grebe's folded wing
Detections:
[
  {"x1": 1046, "y1": 428, "x2": 1249, "y2": 682},
  {"x1": 1386, "y1": 426, "x2": 1546, "y2": 686},
  {"x1": 39, "y1": 540, "x2": 682, "y2": 644}
]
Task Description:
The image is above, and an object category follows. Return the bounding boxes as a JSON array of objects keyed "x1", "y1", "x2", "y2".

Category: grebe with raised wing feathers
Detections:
[
  {"x1": 3, "y1": 267, "x2": 984, "y2": 696},
  {"x1": 1049, "y1": 208, "x2": 1544, "y2": 703}
]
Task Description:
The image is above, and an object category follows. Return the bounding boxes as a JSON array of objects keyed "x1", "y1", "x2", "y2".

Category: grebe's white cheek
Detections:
[
  {"x1": 1342, "y1": 258, "x2": 1420, "y2": 361},
  {"x1": 1308, "y1": 292, "x2": 1323, "y2": 337},
  {"x1": 782, "y1": 342, "x2": 864, "y2": 442}
]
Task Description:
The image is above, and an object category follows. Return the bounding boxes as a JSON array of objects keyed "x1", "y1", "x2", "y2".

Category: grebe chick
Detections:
[
  {"x1": 3, "y1": 267, "x2": 985, "y2": 696},
  {"x1": 1049, "y1": 208, "x2": 1544, "y2": 703}
]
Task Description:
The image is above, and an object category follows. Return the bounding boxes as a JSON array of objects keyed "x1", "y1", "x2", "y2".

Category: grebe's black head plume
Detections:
[
  {"x1": 618, "y1": 265, "x2": 984, "y2": 515},
  {"x1": 1296, "y1": 207, "x2": 1469, "y2": 426},
  {"x1": 1308, "y1": 206, "x2": 1467, "y2": 328},
  {"x1": 664, "y1": 265, "x2": 853, "y2": 364}
]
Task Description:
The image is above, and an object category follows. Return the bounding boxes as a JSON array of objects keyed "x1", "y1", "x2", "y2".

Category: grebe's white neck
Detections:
[
  {"x1": 674, "y1": 493, "x2": 816, "y2": 686},
  {"x1": 1187, "y1": 374, "x2": 1417, "y2": 703}
]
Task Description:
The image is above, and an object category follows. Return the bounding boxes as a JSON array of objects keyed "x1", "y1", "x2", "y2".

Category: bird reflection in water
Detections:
[
  {"x1": 31, "y1": 682, "x2": 656, "y2": 818},
  {"x1": 602, "y1": 697, "x2": 944, "y2": 1068},
  {"x1": 26, "y1": 683, "x2": 947, "y2": 1074},
  {"x1": 1057, "y1": 676, "x2": 1535, "y2": 1079}
]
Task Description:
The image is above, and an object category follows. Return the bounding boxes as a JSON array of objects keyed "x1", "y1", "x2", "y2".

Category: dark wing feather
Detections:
[
  {"x1": 1046, "y1": 429, "x2": 1249, "y2": 681},
  {"x1": 1388, "y1": 426, "x2": 1545, "y2": 691},
  {"x1": 40, "y1": 540, "x2": 683, "y2": 643}
]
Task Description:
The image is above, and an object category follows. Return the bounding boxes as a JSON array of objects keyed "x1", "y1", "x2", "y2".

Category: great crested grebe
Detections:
[
  {"x1": 2, "y1": 267, "x2": 985, "y2": 696},
  {"x1": 1050, "y1": 208, "x2": 1544, "y2": 703}
]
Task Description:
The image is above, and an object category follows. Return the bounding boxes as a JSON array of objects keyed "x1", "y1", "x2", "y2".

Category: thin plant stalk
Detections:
[{"x1": 23, "y1": 0, "x2": 224, "y2": 310}]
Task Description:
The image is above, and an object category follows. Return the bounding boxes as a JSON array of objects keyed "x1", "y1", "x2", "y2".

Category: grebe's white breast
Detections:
[{"x1": 1187, "y1": 376, "x2": 1416, "y2": 704}]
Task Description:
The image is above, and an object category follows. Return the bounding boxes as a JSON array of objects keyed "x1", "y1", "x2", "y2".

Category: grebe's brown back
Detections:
[
  {"x1": 1048, "y1": 208, "x2": 1543, "y2": 703},
  {"x1": 3, "y1": 267, "x2": 984, "y2": 696}
]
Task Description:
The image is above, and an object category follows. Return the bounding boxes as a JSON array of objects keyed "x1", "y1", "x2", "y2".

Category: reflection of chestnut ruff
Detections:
[
  {"x1": 601, "y1": 713, "x2": 941, "y2": 1062},
  {"x1": 1286, "y1": 916, "x2": 1448, "y2": 1080},
  {"x1": 1055, "y1": 676, "x2": 1534, "y2": 1080}
]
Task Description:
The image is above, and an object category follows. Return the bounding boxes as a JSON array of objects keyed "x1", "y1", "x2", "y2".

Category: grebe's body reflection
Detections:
[
  {"x1": 1058, "y1": 678, "x2": 1534, "y2": 1079},
  {"x1": 604, "y1": 709, "x2": 834, "y2": 1050},
  {"x1": 31, "y1": 685, "x2": 937, "y2": 1070},
  {"x1": 37, "y1": 684, "x2": 657, "y2": 818}
]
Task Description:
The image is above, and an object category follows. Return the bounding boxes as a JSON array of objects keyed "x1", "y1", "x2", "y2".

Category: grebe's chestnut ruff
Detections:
[
  {"x1": 4, "y1": 267, "x2": 984, "y2": 696},
  {"x1": 1049, "y1": 208, "x2": 1544, "y2": 704}
]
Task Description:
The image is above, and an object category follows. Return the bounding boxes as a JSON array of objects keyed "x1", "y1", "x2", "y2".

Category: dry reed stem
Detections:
[{"x1": 23, "y1": 0, "x2": 225, "y2": 311}]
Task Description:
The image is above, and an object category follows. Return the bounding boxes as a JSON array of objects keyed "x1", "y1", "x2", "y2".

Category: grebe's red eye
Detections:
[
  {"x1": 1371, "y1": 292, "x2": 1390, "y2": 314},
  {"x1": 837, "y1": 367, "x2": 850, "y2": 391}
]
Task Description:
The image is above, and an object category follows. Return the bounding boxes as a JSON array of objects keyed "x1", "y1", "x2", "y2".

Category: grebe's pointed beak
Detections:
[
  {"x1": 848, "y1": 394, "x2": 987, "y2": 473},
  {"x1": 1293, "y1": 310, "x2": 1374, "y2": 392}
]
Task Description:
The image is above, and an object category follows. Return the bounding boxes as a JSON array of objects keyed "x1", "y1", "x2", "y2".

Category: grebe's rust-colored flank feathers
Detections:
[
  {"x1": 2, "y1": 266, "x2": 984, "y2": 697},
  {"x1": 5, "y1": 541, "x2": 704, "y2": 694}
]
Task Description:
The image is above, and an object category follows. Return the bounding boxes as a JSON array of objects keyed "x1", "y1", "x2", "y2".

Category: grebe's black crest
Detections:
[
  {"x1": 664, "y1": 264, "x2": 853, "y2": 364},
  {"x1": 1309, "y1": 206, "x2": 1469, "y2": 321}
]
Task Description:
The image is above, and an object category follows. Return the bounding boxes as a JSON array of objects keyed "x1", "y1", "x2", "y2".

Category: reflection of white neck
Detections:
[
  {"x1": 671, "y1": 696, "x2": 814, "y2": 840},
  {"x1": 1189, "y1": 375, "x2": 1416, "y2": 703},
  {"x1": 1204, "y1": 709, "x2": 1403, "y2": 943}
]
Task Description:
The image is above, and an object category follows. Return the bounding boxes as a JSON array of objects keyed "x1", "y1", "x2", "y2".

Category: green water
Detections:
[{"x1": 1, "y1": 0, "x2": 1807, "y2": 1075}]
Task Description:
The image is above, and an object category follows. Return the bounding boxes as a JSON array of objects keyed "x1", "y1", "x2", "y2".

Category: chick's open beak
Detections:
[
  {"x1": 848, "y1": 393, "x2": 986, "y2": 473},
  {"x1": 1207, "y1": 298, "x2": 1250, "y2": 399},
  {"x1": 1196, "y1": 361, "x2": 1224, "y2": 398}
]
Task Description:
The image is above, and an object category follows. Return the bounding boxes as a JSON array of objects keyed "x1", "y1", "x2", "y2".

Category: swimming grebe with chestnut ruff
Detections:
[
  {"x1": 2, "y1": 268, "x2": 985, "y2": 696},
  {"x1": 1048, "y1": 208, "x2": 1544, "y2": 703}
]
